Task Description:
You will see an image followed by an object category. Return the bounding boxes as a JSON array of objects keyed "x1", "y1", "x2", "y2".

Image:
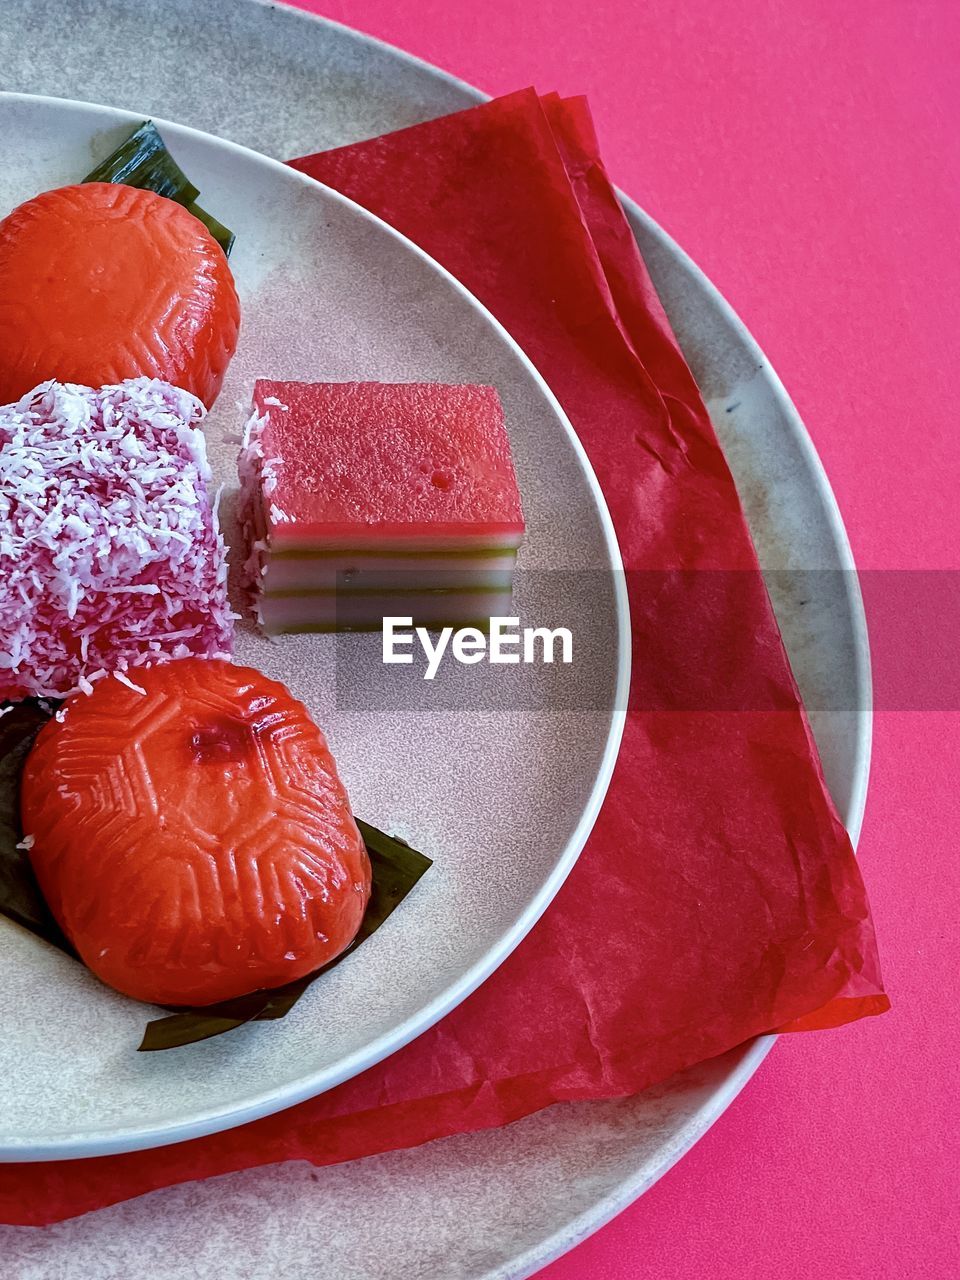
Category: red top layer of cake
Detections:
[{"x1": 252, "y1": 381, "x2": 525, "y2": 540}]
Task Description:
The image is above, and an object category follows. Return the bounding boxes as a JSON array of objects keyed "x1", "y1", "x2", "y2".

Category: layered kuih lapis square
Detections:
[{"x1": 239, "y1": 381, "x2": 525, "y2": 632}]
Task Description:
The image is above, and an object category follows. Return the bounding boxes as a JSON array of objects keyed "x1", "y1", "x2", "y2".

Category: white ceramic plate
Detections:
[
  {"x1": 0, "y1": 92, "x2": 629, "y2": 1160},
  {"x1": 0, "y1": 4, "x2": 870, "y2": 1277}
]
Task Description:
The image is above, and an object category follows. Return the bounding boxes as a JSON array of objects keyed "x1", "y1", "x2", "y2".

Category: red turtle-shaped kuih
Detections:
[
  {"x1": 0, "y1": 183, "x2": 239, "y2": 409},
  {"x1": 20, "y1": 658, "x2": 371, "y2": 1007}
]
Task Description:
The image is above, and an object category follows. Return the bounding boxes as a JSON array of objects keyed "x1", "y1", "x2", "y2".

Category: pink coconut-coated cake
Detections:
[{"x1": 0, "y1": 378, "x2": 232, "y2": 700}]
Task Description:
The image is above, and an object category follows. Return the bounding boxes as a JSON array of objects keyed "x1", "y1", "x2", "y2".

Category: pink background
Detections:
[{"x1": 293, "y1": 2, "x2": 956, "y2": 1276}]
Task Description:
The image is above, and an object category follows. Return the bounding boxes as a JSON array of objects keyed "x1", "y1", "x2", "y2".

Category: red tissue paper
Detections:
[{"x1": 0, "y1": 89, "x2": 886, "y2": 1226}]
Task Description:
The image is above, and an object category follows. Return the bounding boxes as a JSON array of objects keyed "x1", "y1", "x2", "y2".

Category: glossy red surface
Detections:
[
  {"x1": 0, "y1": 184, "x2": 239, "y2": 408},
  {"x1": 21, "y1": 659, "x2": 371, "y2": 1006}
]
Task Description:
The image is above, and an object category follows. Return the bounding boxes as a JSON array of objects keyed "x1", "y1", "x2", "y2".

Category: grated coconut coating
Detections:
[{"x1": 0, "y1": 377, "x2": 233, "y2": 699}]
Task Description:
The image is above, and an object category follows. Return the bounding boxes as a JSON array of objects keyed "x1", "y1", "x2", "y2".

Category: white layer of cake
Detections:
[{"x1": 260, "y1": 551, "x2": 518, "y2": 594}]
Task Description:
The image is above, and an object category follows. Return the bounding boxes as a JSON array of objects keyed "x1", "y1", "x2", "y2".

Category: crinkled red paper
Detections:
[{"x1": 0, "y1": 90, "x2": 886, "y2": 1225}]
